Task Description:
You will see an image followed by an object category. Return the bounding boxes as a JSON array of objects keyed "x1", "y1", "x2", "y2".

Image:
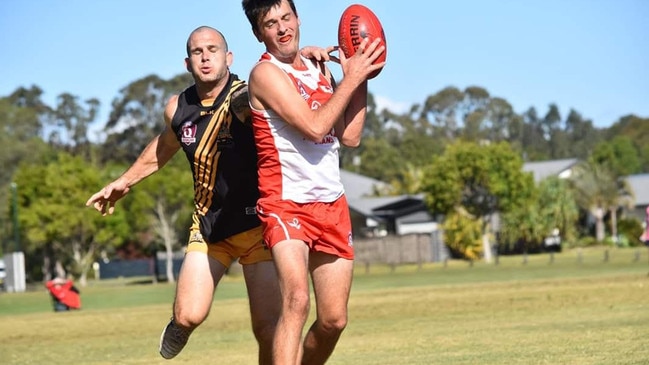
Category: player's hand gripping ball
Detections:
[{"x1": 337, "y1": 3, "x2": 387, "y2": 79}]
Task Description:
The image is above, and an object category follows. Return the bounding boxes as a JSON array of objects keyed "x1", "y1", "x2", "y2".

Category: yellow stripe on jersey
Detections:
[{"x1": 194, "y1": 80, "x2": 247, "y2": 214}]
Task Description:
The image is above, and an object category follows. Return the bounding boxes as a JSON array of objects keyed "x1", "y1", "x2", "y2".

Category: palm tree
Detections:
[
  {"x1": 538, "y1": 176, "x2": 579, "y2": 244},
  {"x1": 570, "y1": 161, "x2": 634, "y2": 243},
  {"x1": 390, "y1": 163, "x2": 423, "y2": 195}
]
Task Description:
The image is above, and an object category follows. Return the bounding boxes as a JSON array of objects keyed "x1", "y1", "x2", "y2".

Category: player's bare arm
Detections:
[
  {"x1": 230, "y1": 85, "x2": 252, "y2": 126},
  {"x1": 86, "y1": 96, "x2": 181, "y2": 215},
  {"x1": 337, "y1": 79, "x2": 368, "y2": 147},
  {"x1": 250, "y1": 61, "x2": 344, "y2": 142},
  {"x1": 250, "y1": 41, "x2": 379, "y2": 144}
]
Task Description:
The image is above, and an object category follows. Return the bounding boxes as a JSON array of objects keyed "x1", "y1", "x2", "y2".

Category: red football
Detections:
[{"x1": 337, "y1": 4, "x2": 387, "y2": 79}]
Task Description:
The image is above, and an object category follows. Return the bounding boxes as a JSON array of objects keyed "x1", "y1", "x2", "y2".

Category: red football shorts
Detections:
[{"x1": 257, "y1": 195, "x2": 354, "y2": 259}]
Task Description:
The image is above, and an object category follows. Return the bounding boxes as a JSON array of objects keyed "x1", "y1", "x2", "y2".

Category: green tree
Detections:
[
  {"x1": 441, "y1": 207, "x2": 483, "y2": 261},
  {"x1": 420, "y1": 86, "x2": 494, "y2": 142},
  {"x1": 0, "y1": 97, "x2": 44, "y2": 185},
  {"x1": 421, "y1": 141, "x2": 534, "y2": 262},
  {"x1": 14, "y1": 152, "x2": 130, "y2": 285},
  {"x1": 101, "y1": 73, "x2": 193, "y2": 164},
  {"x1": 537, "y1": 176, "x2": 579, "y2": 244},
  {"x1": 499, "y1": 195, "x2": 544, "y2": 255},
  {"x1": 116, "y1": 153, "x2": 194, "y2": 283},
  {"x1": 564, "y1": 109, "x2": 601, "y2": 160},
  {"x1": 354, "y1": 137, "x2": 403, "y2": 184},
  {"x1": 392, "y1": 113, "x2": 442, "y2": 168},
  {"x1": 420, "y1": 86, "x2": 465, "y2": 140},
  {"x1": 501, "y1": 175, "x2": 579, "y2": 254},
  {"x1": 605, "y1": 115, "x2": 649, "y2": 172},
  {"x1": 7, "y1": 85, "x2": 51, "y2": 113},
  {"x1": 542, "y1": 104, "x2": 566, "y2": 159},
  {"x1": 49, "y1": 92, "x2": 100, "y2": 159},
  {"x1": 570, "y1": 160, "x2": 633, "y2": 242},
  {"x1": 591, "y1": 136, "x2": 642, "y2": 176},
  {"x1": 369, "y1": 105, "x2": 445, "y2": 187},
  {"x1": 389, "y1": 163, "x2": 424, "y2": 195},
  {"x1": 520, "y1": 107, "x2": 548, "y2": 161},
  {"x1": 362, "y1": 92, "x2": 384, "y2": 138},
  {"x1": 483, "y1": 97, "x2": 515, "y2": 143},
  {"x1": 0, "y1": 92, "x2": 51, "y2": 254}
]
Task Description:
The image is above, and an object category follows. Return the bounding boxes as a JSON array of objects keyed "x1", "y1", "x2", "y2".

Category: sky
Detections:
[{"x1": 1, "y1": 0, "x2": 647, "y2": 140}]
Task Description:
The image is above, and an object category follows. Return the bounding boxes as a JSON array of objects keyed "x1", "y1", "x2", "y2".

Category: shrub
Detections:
[
  {"x1": 574, "y1": 235, "x2": 597, "y2": 248},
  {"x1": 617, "y1": 217, "x2": 644, "y2": 247}
]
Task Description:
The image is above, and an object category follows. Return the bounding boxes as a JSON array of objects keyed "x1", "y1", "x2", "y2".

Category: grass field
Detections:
[{"x1": 1, "y1": 247, "x2": 648, "y2": 365}]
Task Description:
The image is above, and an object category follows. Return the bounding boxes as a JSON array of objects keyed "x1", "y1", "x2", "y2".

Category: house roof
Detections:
[
  {"x1": 347, "y1": 196, "x2": 402, "y2": 217},
  {"x1": 340, "y1": 169, "x2": 389, "y2": 199},
  {"x1": 341, "y1": 169, "x2": 426, "y2": 218},
  {"x1": 343, "y1": 158, "x2": 582, "y2": 203},
  {"x1": 342, "y1": 162, "x2": 649, "y2": 224},
  {"x1": 347, "y1": 195, "x2": 425, "y2": 218},
  {"x1": 371, "y1": 194, "x2": 427, "y2": 216},
  {"x1": 523, "y1": 158, "x2": 579, "y2": 183},
  {"x1": 343, "y1": 158, "x2": 584, "y2": 219},
  {"x1": 626, "y1": 173, "x2": 649, "y2": 206}
]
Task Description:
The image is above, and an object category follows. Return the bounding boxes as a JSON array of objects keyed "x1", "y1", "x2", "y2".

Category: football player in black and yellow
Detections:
[{"x1": 86, "y1": 26, "x2": 332, "y2": 363}]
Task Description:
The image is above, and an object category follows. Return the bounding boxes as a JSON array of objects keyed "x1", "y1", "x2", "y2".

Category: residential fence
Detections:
[
  {"x1": 353, "y1": 232, "x2": 449, "y2": 272},
  {"x1": 353, "y1": 234, "x2": 649, "y2": 272},
  {"x1": 95, "y1": 235, "x2": 649, "y2": 280}
]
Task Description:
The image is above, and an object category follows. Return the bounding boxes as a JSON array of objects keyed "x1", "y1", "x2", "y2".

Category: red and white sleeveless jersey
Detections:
[{"x1": 251, "y1": 53, "x2": 343, "y2": 203}]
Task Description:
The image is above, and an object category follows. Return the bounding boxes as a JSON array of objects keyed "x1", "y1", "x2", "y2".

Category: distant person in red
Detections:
[
  {"x1": 641, "y1": 206, "x2": 649, "y2": 247},
  {"x1": 643, "y1": 206, "x2": 649, "y2": 276},
  {"x1": 644, "y1": 206, "x2": 649, "y2": 246},
  {"x1": 45, "y1": 277, "x2": 81, "y2": 312}
]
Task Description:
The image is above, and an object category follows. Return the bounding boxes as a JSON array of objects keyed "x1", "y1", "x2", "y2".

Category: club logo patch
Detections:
[
  {"x1": 287, "y1": 218, "x2": 301, "y2": 230},
  {"x1": 181, "y1": 121, "x2": 197, "y2": 145},
  {"x1": 189, "y1": 231, "x2": 203, "y2": 244}
]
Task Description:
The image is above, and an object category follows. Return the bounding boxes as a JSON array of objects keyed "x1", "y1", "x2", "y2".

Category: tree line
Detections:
[{"x1": 1, "y1": 75, "x2": 647, "y2": 285}]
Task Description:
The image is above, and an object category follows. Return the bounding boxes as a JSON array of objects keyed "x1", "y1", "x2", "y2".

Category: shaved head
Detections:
[{"x1": 186, "y1": 26, "x2": 229, "y2": 56}]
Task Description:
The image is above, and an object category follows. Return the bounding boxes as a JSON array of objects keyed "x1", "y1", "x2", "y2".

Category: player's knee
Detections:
[
  {"x1": 251, "y1": 319, "x2": 276, "y2": 346},
  {"x1": 284, "y1": 291, "x2": 311, "y2": 318},
  {"x1": 174, "y1": 306, "x2": 208, "y2": 329},
  {"x1": 318, "y1": 314, "x2": 348, "y2": 335}
]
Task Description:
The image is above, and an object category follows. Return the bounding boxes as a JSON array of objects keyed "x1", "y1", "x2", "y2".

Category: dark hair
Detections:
[{"x1": 242, "y1": 0, "x2": 297, "y2": 33}]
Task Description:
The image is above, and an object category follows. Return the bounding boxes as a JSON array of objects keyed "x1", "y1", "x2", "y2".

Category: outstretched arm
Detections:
[{"x1": 86, "y1": 96, "x2": 181, "y2": 215}]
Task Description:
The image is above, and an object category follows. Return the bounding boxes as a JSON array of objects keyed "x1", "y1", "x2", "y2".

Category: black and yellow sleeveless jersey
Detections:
[{"x1": 170, "y1": 74, "x2": 260, "y2": 243}]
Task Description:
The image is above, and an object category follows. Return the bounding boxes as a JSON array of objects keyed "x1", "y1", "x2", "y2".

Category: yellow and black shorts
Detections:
[{"x1": 185, "y1": 213, "x2": 272, "y2": 268}]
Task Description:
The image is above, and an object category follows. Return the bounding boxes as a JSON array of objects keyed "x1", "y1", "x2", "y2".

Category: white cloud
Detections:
[{"x1": 373, "y1": 95, "x2": 410, "y2": 114}]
